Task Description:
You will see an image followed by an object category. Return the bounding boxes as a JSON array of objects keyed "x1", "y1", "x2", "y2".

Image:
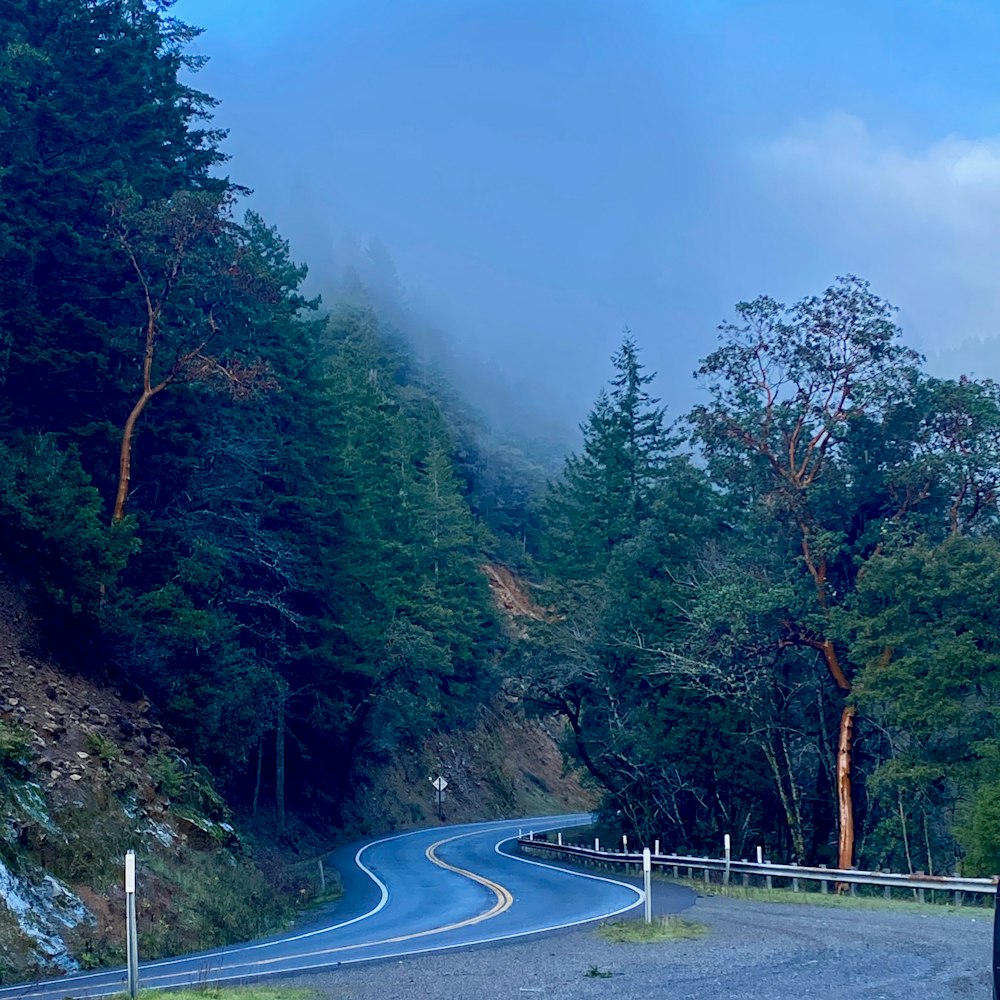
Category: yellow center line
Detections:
[
  {"x1": 424, "y1": 833, "x2": 515, "y2": 923},
  {"x1": 130, "y1": 833, "x2": 516, "y2": 988}
]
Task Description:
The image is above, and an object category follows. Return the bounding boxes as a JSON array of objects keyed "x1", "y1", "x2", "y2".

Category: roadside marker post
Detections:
[
  {"x1": 125, "y1": 850, "x2": 138, "y2": 1000},
  {"x1": 643, "y1": 848, "x2": 652, "y2": 924},
  {"x1": 993, "y1": 877, "x2": 1000, "y2": 1000},
  {"x1": 723, "y1": 834, "x2": 732, "y2": 888}
]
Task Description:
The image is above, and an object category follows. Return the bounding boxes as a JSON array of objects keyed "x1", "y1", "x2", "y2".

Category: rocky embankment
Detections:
[{"x1": 0, "y1": 576, "x2": 277, "y2": 981}]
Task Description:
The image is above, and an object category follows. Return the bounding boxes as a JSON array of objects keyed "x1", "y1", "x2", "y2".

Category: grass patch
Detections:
[
  {"x1": 117, "y1": 990, "x2": 315, "y2": 1000},
  {"x1": 682, "y1": 878, "x2": 992, "y2": 915},
  {"x1": 598, "y1": 915, "x2": 709, "y2": 943}
]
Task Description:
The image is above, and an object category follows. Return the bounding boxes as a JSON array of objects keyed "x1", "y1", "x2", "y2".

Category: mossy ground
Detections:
[
  {"x1": 678, "y1": 876, "x2": 993, "y2": 915},
  {"x1": 116, "y1": 989, "x2": 315, "y2": 1000},
  {"x1": 597, "y1": 915, "x2": 709, "y2": 943}
]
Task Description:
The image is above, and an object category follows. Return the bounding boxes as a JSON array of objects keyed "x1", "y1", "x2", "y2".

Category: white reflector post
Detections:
[
  {"x1": 125, "y1": 850, "x2": 138, "y2": 1000},
  {"x1": 125, "y1": 850, "x2": 136, "y2": 894},
  {"x1": 643, "y1": 848, "x2": 652, "y2": 924}
]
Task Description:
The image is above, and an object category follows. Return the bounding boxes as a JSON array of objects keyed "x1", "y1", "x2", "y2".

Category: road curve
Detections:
[{"x1": 0, "y1": 813, "x2": 688, "y2": 1000}]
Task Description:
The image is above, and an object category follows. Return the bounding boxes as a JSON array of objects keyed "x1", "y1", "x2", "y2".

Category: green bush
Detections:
[
  {"x1": 0, "y1": 723, "x2": 32, "y2": 778},
  {"x1": 958, "y1": 778, "x2": 1000, "y2": 876},
  {"x1": 148, "y1": 754, "x2": 226, "y2": 820}
]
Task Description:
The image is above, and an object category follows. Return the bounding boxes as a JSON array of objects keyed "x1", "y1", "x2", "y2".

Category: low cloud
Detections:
[{"x1": 754, "y1": 111, "x2": 1000, "y2": 378}]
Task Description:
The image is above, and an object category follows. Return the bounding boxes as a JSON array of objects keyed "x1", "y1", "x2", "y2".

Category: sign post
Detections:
[
  {"x1": 643, "y1": 848, "x2": 652, "y2": 924},
  {"x1": 430, "y1": 776, "x2": 448, "y2": 821},
  {"x1": 723, "y1": 833, "x2": 732, "y2": 888},
  {"x1": 125, "y1": 850, "x2": 138, "y2": 1000}
]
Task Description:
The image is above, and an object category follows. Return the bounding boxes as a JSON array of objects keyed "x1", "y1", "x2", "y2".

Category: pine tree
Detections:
[{"x1": 546, "y1": 335, "x2": 675, "y2": 576}]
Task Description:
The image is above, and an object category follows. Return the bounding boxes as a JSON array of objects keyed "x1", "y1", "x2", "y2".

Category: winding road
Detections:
[{"x1": 0, "y1": 813, "x2": 694, "y2": 999}]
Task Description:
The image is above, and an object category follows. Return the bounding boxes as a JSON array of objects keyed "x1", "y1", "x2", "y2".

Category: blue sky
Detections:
[{"x1": 171, "y1": 0, "x2": 1000, "y2": 445}]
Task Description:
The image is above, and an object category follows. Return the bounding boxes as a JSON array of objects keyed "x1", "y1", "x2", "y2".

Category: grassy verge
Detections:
[
  {"x1": 677, "y1": 877, "x2": 992, "y2": 915},
  {"x1": 120, "y1": 988, "x2": 315, "y2": 1000},
  {"x1": 598, "y1": 915, "x2": 709, "y2": 943}
]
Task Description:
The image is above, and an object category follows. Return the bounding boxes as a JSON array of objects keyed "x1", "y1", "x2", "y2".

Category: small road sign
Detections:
[{"x1": 431, "y1": 776, "x2": 448, "y2": 820}]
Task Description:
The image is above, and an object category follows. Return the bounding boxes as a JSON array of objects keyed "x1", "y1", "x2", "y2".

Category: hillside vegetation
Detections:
[{"x1": 4, "y1": 0, "x2": 1000, "y2": 978}]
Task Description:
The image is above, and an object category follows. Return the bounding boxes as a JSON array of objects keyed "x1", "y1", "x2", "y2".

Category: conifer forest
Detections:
[{"x1": 4, "y1": 0, "x2": 1000, "y2": 883}]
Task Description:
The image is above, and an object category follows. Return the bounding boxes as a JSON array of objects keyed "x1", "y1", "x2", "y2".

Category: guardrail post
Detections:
[
  {"x1": 992, "y1": 878, "x2": 999, "y2": 1000},
  {"x1": 952, "y1": 875, "x2": 961, "y2": 907},
  {"x1": 819, "y1": 864, "x2": 828, "y2": 894},
  {"x1": 703, "y1": 862, "x2": 709, "y2": 887},
  {"x1": 741, "y1": 861, "x2": 749, "y2": 889},
  {"x1": 791, "y1": 862, "x2": 799, "y2": 893},
  {"x1": 883, "y1": 872, "x2": 891, "y2": 900}
]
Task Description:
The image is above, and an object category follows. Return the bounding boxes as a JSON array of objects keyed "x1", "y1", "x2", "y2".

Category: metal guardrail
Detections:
[
  {"x1": 517, "y1": 832, "x2": 1000, "y2": 997},
  {"x1": 515, "y1": 835, "x2": 999, "y2": 899}
]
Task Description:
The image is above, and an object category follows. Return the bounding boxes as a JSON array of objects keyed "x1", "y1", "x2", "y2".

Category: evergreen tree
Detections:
[{"x1": 546, "y1": 335, "x2": 675, "y2": 576}]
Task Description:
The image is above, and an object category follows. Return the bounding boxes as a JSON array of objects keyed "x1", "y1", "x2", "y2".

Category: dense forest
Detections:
[
  {"x1": 529, "y1": 294, "x2": 1000, "y2": 879},
  {"x1": 4, "y1": 0, "x2": 1000, "y2": 883},
  {"x1": 0, "y1": 0, "x2": 510, "y2": 832}
]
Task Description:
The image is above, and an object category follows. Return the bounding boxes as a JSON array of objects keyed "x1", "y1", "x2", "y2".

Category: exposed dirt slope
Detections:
[
  {"x1": 343, "y1": 702, "x2": 597, "y2": 834},
  {"x1": 346, "y1": 565, "x2": 597, "y2": 834},
  {"x1": 482, "y1": 564, "x2": 548, "y2": 624}
]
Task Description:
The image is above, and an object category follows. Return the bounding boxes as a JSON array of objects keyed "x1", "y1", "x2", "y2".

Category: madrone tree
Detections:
[{"x1": 688, "y1": 276, "x2": 922, "y2": 870}]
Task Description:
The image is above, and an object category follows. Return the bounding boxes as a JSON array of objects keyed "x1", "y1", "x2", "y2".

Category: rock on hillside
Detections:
[
  {"x1": 342, "y1": 699, "x2": 598, "y2": 834},
  {"x1": 0, "y1": 574, "x2": 288, "y2": 981}
]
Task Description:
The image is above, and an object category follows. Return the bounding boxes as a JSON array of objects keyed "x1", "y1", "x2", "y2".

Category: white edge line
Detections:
[
  {"x1": 121, "y1": 820, "x2": 647, "y2": 992},
  {"x1": 0, "y1": 816, "x2": 592, "y2": 1000}
]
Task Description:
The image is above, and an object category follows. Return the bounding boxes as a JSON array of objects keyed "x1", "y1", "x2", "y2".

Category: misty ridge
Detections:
[{"x1": 314, "y1": 232, "x2": 581, "y2": 466}]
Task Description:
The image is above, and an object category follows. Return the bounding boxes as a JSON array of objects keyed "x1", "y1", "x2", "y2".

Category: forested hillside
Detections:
[
  {"x1": 0, "y1": 0, "x2": 520, "y2": 837},
  {"x1": 4, "y1": 5, "x2": 1000, "y2": 977}
]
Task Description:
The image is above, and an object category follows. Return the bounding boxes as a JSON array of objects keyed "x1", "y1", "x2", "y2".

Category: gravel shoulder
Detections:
[{"x1": 278, "y1": 892, "x2": 993, "y2": 1000}]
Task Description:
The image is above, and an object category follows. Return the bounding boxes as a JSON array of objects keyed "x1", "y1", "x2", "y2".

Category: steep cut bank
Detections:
[
  {"x1": 0, "y1": 572, "x2": 293, "y2": 980},
  {"x1": 342, "y1": 564, "x2": 595, "y2": 832},
  {"x1": 343, "y1": 702, "x2": 596, "y2": 833}
]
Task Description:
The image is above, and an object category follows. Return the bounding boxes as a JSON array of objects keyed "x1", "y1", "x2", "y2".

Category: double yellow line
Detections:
[
  {"x1": 117, "y1": 831, "x2": 517, "y2": 993},
  {"x1": 424, "y1": 833, "x2": 515, "y2": 929}
]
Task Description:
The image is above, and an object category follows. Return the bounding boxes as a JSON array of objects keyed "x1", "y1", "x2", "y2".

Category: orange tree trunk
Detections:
[
  {"x1": 814, "y1": 637, "x2": 856, "y2": 871},
  {"x1": 837, "y1": 705, "x2": 856, "y2": 872}
]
